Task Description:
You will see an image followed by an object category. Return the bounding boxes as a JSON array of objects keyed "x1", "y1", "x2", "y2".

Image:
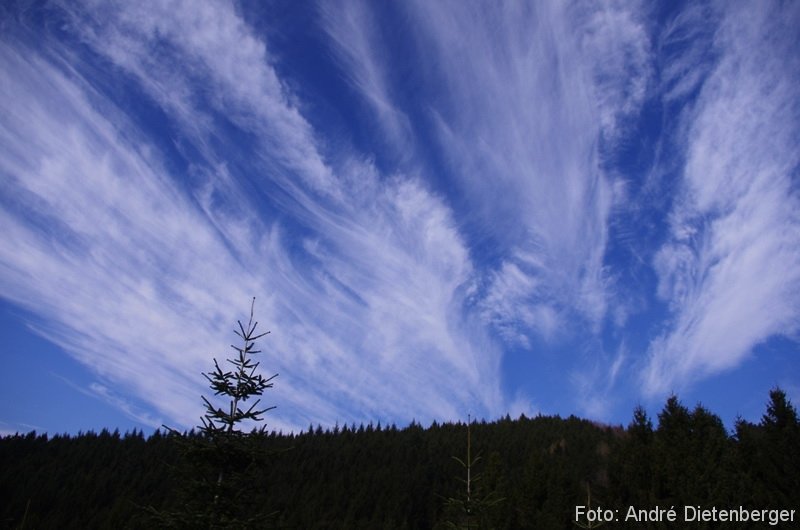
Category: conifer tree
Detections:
[
  {"x1": 440, "y1": 415, "x2": 503, "y2": 529},
  {"x1": 653, "y1": 395, "x2": 691, "y2": 505},
  {"x1": 761, "y1": 387, "x2": 799, "y2": 431},
  {"x1": 615, "y1": 405, "x2": 654, "y2": 506},
  {"x1": 201, "y1": 297, "x2": 277, "y2": 517},
  {"x1": 758, "y1": 387, "x2": 800, "y2": 505},
  {"x1": 154, "y1": 297, "x2": 278, "y2": 528}
]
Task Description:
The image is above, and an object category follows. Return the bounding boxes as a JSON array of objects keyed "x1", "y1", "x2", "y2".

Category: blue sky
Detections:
[{"x1": 1, "y1": 0, "x2": 798, "y2": 436}]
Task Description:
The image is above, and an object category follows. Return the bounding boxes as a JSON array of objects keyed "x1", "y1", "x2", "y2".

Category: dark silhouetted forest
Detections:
[{"x1": 2, "y1": 389, "x2": 798, "y2": 529}]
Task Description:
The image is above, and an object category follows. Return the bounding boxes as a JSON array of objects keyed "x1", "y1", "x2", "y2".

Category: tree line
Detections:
[{"x1": 1, "y1": 388, "x2": 798, "y2": 529}]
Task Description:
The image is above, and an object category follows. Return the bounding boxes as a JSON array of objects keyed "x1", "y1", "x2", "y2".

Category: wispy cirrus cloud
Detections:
[
  {"x1": 63, "y1": 0, "x2": 334, "y2": 196},
  {"x1": 2, "y1": 0, "x2": 797, "y2": 433},
  {"x1": 309, "y1": 0, "x2": 654, "y2": 417},
  {"x1": 0, "y1": 0, "x2": 503, "y2": 431},
  {"x1": 0, "y1": 41, "x2": 266, "y2": 426},
  {"x1": 573, "y1": 0, "x2": 653, "y2": 143},
  {"x1": 320, "y1": 0, "x2": 414, "y2": 156},
  {"x1": 397, "y1": 0, "x2": 651, "y2": 341},
  {"x1": 657, "y1": 2, "x2": 717, "y2": 104},
  {"x1": 643, "y1": 0, "x2": 800, "y2": 395}
]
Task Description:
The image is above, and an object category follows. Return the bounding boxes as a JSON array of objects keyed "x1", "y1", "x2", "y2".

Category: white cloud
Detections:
[
  {"x1": 6, "y1": 0, "x2": 793, "y2": 432},
  {"x1": 320, "y1": 0, "x2": 414, "y2": 155},
  {"x1": 643, "y1": 0, "x2": 800, "y2": 395},
  {"x1": 0, "y1": 1, "x2": 506, "y2": 432},
  {"x1": 394, "y1": 1, "x2": 651, "y2": 338},
  {"x1": 573, "y1": 0, "x2": 653, "y2": 142},
  {"x1": 0, "y1": 42, "x2": 267, "y2": 426},
  {"x1": 65, "y1": 0, "x2": 334, "y2": 195},
  {"x1": 657, "y1": 2, "x2": 717, "y2": 103}
]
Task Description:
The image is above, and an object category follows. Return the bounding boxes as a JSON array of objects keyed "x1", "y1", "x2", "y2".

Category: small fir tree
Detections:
[
  {"x1": 441, "y1": 415, "x2": 504, "y2": 529},
  {"x1": 153, "y1": 297, "x2": 278, "y2": 528},
  {"x1": 200, "y1": 297, "x2": 277, "y2": 513}
]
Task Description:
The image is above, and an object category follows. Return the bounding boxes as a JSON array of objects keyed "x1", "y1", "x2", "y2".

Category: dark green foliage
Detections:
[
  {"x1": 612, "y1": 406, "x2": 654, "y2": 506},
  {"x1": 0, "y1": 428, "x2": 178, "y2": 529},
  {"x1": 1, "y1": 389, "x2": 798, "y2": 529},
  {"x1": 732, "y1": 388, "x2": 800, "y2": 508}
]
